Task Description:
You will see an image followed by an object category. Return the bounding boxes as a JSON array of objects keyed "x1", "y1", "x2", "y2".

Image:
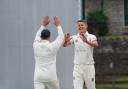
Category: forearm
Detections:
[{"x1": 86, "y1": 40, "x2": 98, "y2": 47}]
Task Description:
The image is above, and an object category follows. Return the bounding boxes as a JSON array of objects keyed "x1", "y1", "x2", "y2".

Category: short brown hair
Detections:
[{"x1": 77, "y1": 20, "x2": 87, "y2": 23}]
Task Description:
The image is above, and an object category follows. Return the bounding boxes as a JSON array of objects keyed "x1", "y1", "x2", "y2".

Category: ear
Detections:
[{"x1": 85, "y1": 23, "x2": 88, "y2": 28}]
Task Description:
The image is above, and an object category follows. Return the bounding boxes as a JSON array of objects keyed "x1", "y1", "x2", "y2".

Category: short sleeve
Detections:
[{"x1": 90, "y1": 35, "x2": 97, "y2": 42}]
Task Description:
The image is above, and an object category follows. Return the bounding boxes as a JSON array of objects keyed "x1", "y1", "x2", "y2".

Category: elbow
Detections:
[{"x1": 94, "y1": 44, "x2": 98, "y2": 48}]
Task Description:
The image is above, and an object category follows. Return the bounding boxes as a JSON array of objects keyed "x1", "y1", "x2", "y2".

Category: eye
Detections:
[{"x1": 81, "y1": 24, "x2": 83, "y2": 26}]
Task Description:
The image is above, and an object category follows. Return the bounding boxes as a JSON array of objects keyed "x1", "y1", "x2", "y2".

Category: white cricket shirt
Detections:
[
  {"x1": 71, "y1": 31, "x2": 97, "y2": 65},
  {"x1": 33, "y1": 25, "x2": 64, "y2": 82}
]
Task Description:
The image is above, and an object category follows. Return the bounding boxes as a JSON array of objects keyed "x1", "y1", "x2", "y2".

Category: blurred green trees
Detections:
[{"x1": 87, "y1": 9, "x2": 109, "y2": 36}]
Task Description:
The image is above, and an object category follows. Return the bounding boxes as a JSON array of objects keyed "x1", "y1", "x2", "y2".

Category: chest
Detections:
[{"x1": 73, "y1": 36, "x2": 91, "y2": 50}]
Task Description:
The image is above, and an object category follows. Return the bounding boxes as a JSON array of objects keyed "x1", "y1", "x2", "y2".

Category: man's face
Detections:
[{"x1": 77, "y1": 22, "x2": 87, "y2": 34}]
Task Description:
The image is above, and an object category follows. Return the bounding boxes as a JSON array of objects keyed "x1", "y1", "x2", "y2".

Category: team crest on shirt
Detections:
[{"x1": 75, "y1": 40, "x2": 78, "y2": 43}]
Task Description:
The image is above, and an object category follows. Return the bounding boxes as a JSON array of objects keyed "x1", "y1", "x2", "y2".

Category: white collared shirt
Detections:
[
  {"x1": 33, "y1": 25, "x2": 64, "y2": 82},
  {"x1": 71, "y1": 31, "x2": 97, "y2": 65}
]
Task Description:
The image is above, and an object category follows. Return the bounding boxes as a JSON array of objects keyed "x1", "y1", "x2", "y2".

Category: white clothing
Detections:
[
  {"x1": 70, "y1": 31, "x2": 97, "y2": 89},
  {"x1": 71, "y1": 32, "x2": 97, "y2": 65},
  {"x1": 33, "y1": 25, "x2": 64, "y2": 89},
  {"x1": 34, "y1": 80, "x2": 60, "y2": 89},
  {"x1": 73, "y1": 65, "x2": 96, "y2": 89}
]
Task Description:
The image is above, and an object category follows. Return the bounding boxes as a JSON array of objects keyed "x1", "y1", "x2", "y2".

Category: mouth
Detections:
[
  {"x1": 79, "y1": 28, "x2": 83, "y2": 31},
  {"x1": 79, "y1": 29, "x2": 81, "y2": 31}
]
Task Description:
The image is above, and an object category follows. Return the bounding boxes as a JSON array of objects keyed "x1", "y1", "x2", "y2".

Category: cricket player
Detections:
[
  {"x1": 63, "y1": 20, "x2": 98, "y2": 89},
  {"x1": 33, "y1": 16, "x2": 64, "y2": 89}
]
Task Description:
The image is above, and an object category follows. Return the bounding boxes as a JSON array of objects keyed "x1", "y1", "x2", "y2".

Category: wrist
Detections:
[
  {"x1": 86, "y1": 40, "x2": 91, "y2": 45},
  {"x1": 57, "y1": 25, "x2": 61, "y2": 29},
  {"x1": 56, "y1": 24, "x2": 61, "y2": 27},
  {"x1": 87, "y1": 41, "x2": 94, "y2": 47},
  {"x1": 42, "y1": 24, "x2": 47, "y2": 27},
  {"x1": 40, "y1": 25, "x2": 45, "y2": 29}
]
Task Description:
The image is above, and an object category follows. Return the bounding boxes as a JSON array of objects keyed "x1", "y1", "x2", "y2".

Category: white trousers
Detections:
[
  {"x1": 73, "y1": 64, "x2": 96, "y2": 89},
  {"x1": 34, "y1": 80, "x2": 60, "y2": 89}
]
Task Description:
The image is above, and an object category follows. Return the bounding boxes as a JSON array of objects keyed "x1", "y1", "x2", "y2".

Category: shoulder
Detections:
[
  {"x1": 89, "y1": 34, "x2": 96, "y2": 38},
  {"x1": 88, "y1": 33, "x2": 97, "y2": 41}
]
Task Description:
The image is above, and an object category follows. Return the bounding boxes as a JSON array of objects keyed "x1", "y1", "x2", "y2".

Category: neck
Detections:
[
  {"x1": 42, "y1": 38, "x2": 49, "y2": 41},
  {"x1": 80, "y1": 30, "x2": 87, "y2": 34}
]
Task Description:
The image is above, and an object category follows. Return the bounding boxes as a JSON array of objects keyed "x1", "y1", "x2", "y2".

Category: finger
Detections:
[
  {"x1": 47, "y1": 16, "x2": 49, "y2": 21},
  {"x1": 67, "y1": 33, "x2": 70, "y2": 36},
  {"x1": 68, "y1": 37, "x2": 72, "y2": 41},
  {"x1": 82, "y1": 34, "x2": 85, "y2": 37},
  {"x1": 54, "y1": 16, "x2": 57, "y2": 21},
  {"x1": 48, "y1": 20, "x2": 50, "y2": 23},
  {"x1": 54, "y1": 16, "x2": 58, "y2": 19},
  {"x1": 43, "y1": 16, "x2": 48, "y2": 20},
  {"x1": 43, "y1": 16, "x2": 49, "y2": 23},
  {"x1": 65, "y1": 33, "x2": 70, "y2": 38},
  {"x1": 54, "y1": 16, "x2": 59, "y2": 22},
  {"x1": 46, "y1": 16, "x2": 49, "y2": 19},
  {"x1": 64, "y1": 34, "x2": 67, "y2": 37}
]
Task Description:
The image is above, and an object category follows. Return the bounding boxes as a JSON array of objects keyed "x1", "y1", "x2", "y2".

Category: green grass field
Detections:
[
  {"x1": 116, "y1": 76, "x2": 128, "y2": 81},
  {"x1": 96, "y1": 76, "x2": 128, "y2": 89},
  {"x1": 96, "y1": 83, "x2": 128, "y2": 89}
]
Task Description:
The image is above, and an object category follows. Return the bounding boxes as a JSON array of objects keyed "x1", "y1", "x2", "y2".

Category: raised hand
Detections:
[
  {"x1": 53, "y1": 16, "x2": 60, "y2": 26},
  {"x1": 80, "y1": 33, "x2": 88, "y2": 43},
  {"x1": 42, "y1": 16, "x2": 50, "y2": 26},
  {"x1": 65, "y1": 33, "x2": 71, "y2": 42}
]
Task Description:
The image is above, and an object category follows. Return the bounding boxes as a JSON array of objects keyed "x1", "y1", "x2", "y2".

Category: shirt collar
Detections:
[
  {"x1": 77, "y1": 31, "x2": 89, "y2": 36},
  {"x1": 85, "y1": 31, "x2": 89, "y2": 35},
  {"x1": 41, "y1": 40, "x2": 50, "y2": 43}
]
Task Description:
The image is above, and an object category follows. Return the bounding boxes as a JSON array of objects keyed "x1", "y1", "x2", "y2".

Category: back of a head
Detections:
[{"x1": 40, "y1": 29, "x2": 51, "y2": 40}]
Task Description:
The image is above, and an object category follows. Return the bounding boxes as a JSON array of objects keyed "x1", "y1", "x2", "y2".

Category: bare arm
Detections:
[
  {"x1": 80, "y1": 33, "x2": 98, "y2": 47},
  {"x1": 86, "y1": 40, "x2": 98, "y2": 47}
]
